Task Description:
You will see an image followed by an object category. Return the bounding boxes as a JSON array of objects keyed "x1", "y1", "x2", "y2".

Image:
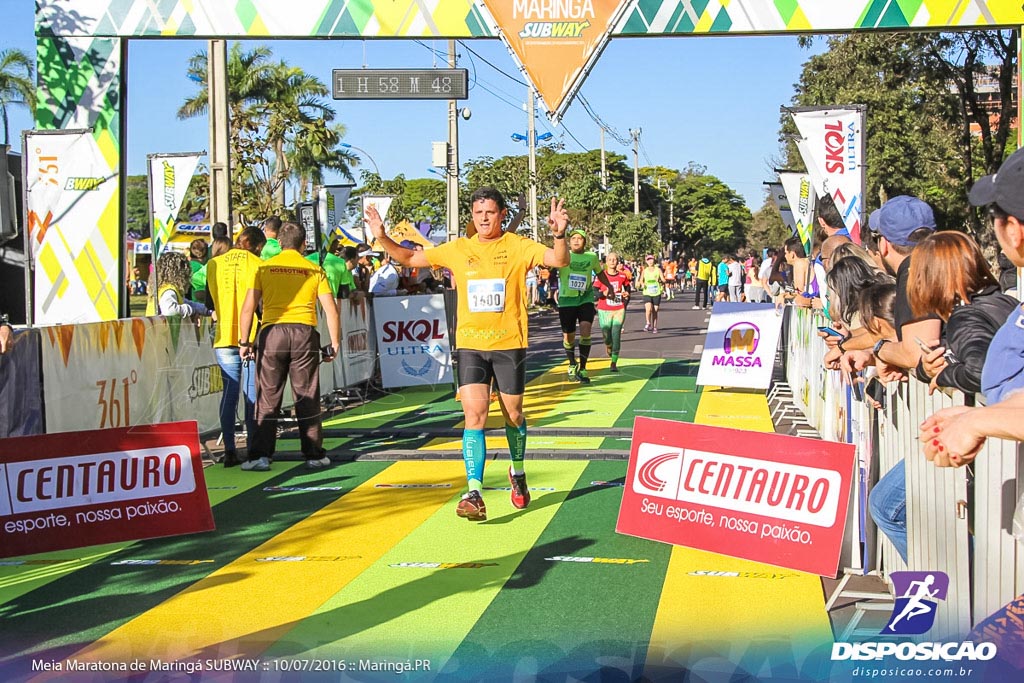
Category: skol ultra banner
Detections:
[
  {"x1": 317, "y1": 184, "x2": 354, "y2": 241},
  {"x1": 0, "y1": 421, "x2": 214, "y2": 558},
  {"x1": 372, "y1": 294, "x2": 452, "y2": 388},
  {"x1": 25, "y1": 130, "x2": 120, "y2": 324},
  {"x1": 148, "y1": 153, "x2": 203, "y2": 257},
  {"x1": 790, "y1": 107, "x2": 866, "y2": 241},
  {"x1": 778, "y1": 171, "x2": 816, "y2": 255},
  {"x1": 696, "y1": 302, "x2": 783, "y2": 390},
  {"x1": 482, "y1": 0, "x2": 631, "y2": 119},
  {"x1": 616, "y1": 418, "x2": 855, "y2": 577},
  {"x1": 767, "y1": 181, "x2": 797, "y2": 237}
]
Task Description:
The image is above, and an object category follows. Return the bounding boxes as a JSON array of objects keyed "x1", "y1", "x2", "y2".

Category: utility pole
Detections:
[
  {"x1": 600, "y1": 127, "x2": 607, "y2": 188},
  {"x1": 527, "y1": 87, "x2": 538, "y2": 240},
  {"x1": 630, "y1": 128, "x2": 641, "y2": 215},
  {"x1": 208, "y1": 39, "x2": 231, "y2": 226},
  {"x1": 446, "y1": 40, "x2": 460, "y2": 242}
]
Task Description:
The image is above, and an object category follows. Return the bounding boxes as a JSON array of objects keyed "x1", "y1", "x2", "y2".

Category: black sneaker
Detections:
[
  {"x1": 508, "y1": 468, "x2": 531, "y2": 509},
  {"x1": 223, "y1": 450, "x2": 242, "y2": 468},
  {"x1": 610, "y1": 362, "x2": 618, "y2": 373},
  {"x1": 577, "y1": 368, "x2": 591, "y2": 384}
]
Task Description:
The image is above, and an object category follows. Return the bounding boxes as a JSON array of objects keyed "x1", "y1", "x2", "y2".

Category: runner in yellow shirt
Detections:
[{"x1": 366, "y1": 188, "x2": 570, "y2": 521}]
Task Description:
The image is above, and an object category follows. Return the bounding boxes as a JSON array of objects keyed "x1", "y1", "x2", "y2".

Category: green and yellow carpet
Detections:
[{"x1": 0, "y1": 360, "x2": 837, "y2": 681}]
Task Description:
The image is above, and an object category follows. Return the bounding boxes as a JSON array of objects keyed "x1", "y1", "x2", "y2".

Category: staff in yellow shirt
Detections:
[
  {"x1": 206, "y1": 227, "x2": 266, "y2": 468},
  {"x1": 239, "y1": 223, "x2": 341, "y2": 472},
  {"x1": 366, "y1": 188, "x2": 570, "y2": 521}
]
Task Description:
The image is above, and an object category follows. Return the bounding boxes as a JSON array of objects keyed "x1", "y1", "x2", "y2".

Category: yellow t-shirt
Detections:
[
  {"x1": 145, "y1": 283, "x2": 181, "y2": 317},
  {"x1": 426, "y1": 232, "x2": 548, "y2": 350},
  {"x1": 207, "y1": 248, "x2": 262, "y2": 348},
  {"x1": 253, "y1": 250, "x2": 331, "y2": 327}
]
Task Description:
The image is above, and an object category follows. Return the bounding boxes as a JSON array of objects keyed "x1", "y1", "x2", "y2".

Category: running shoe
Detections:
[
  {"x1": 577, "y1": 368, "x2": 591, "y2": 384},
  {"x1": 610, "y1": 362, "x2": 619, "y2": 373},
  {"x1": 306, "y1": 456, "x2": 331, "y2": 469},
  {"x1": 643, "y1": 323, "x2": 651, "y2": 332},
  {"x1": 652, "y1": 327, "x2": 659, "y2": 334},
  {"x1": 456, "y1": 490, "x2": 487, "y2": 521},
  {"x1": 508, "y1": 468, "x2": 531, "y2": 509},
  {"x1": 691, "y1": 305, "x2": 700, "y2": 310},
  {"x1": 567, "y1": 364, "x2": 578, "y2": 381},
  {"x1": 240, "y1": 456, "x2": 270, "y2": 472}
]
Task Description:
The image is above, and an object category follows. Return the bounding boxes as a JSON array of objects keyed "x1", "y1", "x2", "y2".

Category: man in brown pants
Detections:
[{"x1": 238, "y1": 222, "x2": 341, "y2": 471}]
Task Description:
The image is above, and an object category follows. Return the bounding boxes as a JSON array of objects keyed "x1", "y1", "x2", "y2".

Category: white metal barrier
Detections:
[{"x1": 782, "y1": 305, "x2": 1022, "y2": 635}]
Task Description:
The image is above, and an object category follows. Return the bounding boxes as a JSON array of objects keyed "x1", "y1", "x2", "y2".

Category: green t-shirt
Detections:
[
  {"x1": 260, "y1": 238, "x2": 282, "y2": 261},
  {"x1": 304, "y1": 251, "x2": 353, "y2": 297},
  {"x1": 190, "y1": 259, "x2": 206, "y2": 294},
  {"x1": 558, "y1": 251, "x2": 601, "y2": 306}
]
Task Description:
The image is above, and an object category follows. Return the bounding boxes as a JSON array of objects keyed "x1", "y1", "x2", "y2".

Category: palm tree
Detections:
[
  {"x1": 177, "y1": 43, "x2": 275, "y2": 119},
  {"x1": 286, "y1": 122, "x2": 358, "y2": 201},
  {"x1": 0, "y1": 49, "x2": 35, "y2": 145}
]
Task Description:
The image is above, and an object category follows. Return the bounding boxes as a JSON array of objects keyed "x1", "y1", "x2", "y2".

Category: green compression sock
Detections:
[
  {"x1": 462, "y1": 428, "x2": 486, "y2": 491},
  {"x1": 505, "y1": 420, "x2": 527, "y2": 475}
]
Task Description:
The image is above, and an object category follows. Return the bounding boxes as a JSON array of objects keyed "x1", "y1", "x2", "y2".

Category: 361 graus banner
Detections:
[
  {"x1": 617, "y1": 418, "x2": 855, "y2": 577},
  {"x1": 0, "y1": 421, "x2": 214, "y2": 558},
  {"x1": 778, "y1": 171, "x2": 816, "y2": 256},
  {"x1": 790, "y1": 106, "x2": 865, "y2": 242},
  {"x1": 148, "y1": 152, "x2": 203, "y2": 258},
  {"x1": 25, "y1": 130, "x2": 119, "y2": 324}
]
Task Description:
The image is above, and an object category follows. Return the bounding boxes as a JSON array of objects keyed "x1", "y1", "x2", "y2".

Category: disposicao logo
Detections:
[{"x1": 884, "y1": 571, "x2": 948, "y2": 635}]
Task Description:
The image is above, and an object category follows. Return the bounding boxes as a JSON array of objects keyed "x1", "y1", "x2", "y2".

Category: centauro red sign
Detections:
[
  {"x1": 0, "y1": 421, "x2": 214, "y2": 558},
  {"x1": 616, "y1": 418, "x2": 855, "y2": 577}
]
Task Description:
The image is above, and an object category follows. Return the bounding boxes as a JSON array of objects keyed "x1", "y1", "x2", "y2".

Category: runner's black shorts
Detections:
[
  {"x1": 642, "y1": 294, "x2": 662, "y2": 306},
  {"x1": 558, "y1": 301, "x2": 596, "y2": 333},
  {"x1": 457, "y1": 348, "x2": 527, "y2": 395}
]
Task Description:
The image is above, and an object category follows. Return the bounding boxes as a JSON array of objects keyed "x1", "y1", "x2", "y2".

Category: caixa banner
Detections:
[
  {"x1": 696, "y1": 302, "x2": 783, "y2": 390},
  {"x1": 372, "y1": 294, "x2": 452, "y2": 388},
  {"x1": 617, "y1": 418, "x2": 855, "y2": 577},
  {"x1": 0, "y1": 421, "x2": 214, "y2": 558}
]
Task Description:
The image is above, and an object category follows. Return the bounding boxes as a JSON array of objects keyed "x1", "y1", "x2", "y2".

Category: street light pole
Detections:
[
  {"x1": 447, "y1": 40, "x2": 460, "y2": 243},
  {"x1": 339, "y1": 142, "x2": 381, "y2": 178},
  {"x1": 527, "y1": 87, "x2": 538, "y2": 241},
  {"x1": 630, "y1": 128, "x2": 641, "y2": 215}
]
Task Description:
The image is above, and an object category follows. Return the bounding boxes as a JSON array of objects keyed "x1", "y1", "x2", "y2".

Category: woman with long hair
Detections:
[
  {"x1": 908, "y1": 231, "x2": 1018, "y2": 394},
  {"x1": 146, "y1": 251, "x2": 210, "y2": 318},
  {"x1": 827, "y1": 256, "x2": 894, "y2": 330}
]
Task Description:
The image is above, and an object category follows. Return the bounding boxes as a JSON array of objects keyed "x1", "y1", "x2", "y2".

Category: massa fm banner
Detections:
[{"x1": 696, "y1": 302, "x2": 783, "y2": 390}]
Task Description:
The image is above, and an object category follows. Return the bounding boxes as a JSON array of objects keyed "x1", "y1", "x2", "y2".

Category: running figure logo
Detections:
[{"x1": 883, "y1": 571, "x2": 949, "y2": 635}]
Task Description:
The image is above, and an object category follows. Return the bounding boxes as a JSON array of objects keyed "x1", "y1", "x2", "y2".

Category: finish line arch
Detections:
[{"x1": 31, "y1": 1, "x2": 1024, "y2": 322}]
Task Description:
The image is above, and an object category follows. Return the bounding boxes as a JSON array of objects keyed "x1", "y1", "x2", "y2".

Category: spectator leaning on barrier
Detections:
[
  {"x1": 921, "y1": 146, "x2": 1024, "y2": 468},
  {"x1": 907, "y1": 231, "x2": 1018, "y2": 395},
  {"x1": 239, "y1": 222, "x2": 341, "y2": 472},
  {"x1": 206, "y1": 227, "x2": 267, "y2": 468},
  {"x1": 369, "y1": 250, "x2": 402, "y2": 296},
  {"x1": 146, "y1": 251, "x2": 210, "y2": 319},
  {"x1": 0, "y1": 312, "x2": 12, "y2": 354}
]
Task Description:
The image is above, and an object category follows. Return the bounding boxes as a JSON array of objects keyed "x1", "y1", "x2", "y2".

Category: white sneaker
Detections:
[
  {"x1": 691, "y1": 305, "x2": 700, "y2": 310},
  {"x1": 240, "y1": 456, "x2": 271, "y2": 472},
  {"x1": 306, "y1": 456, "x2": 331, "y2": 469}
]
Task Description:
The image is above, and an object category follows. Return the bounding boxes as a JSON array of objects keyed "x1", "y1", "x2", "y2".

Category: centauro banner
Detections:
[
  {"x1": 778, "y1": 171, "x2": 816, "y2": 256},
  {"x1": 148, "y1": 153, "x2": 203, "y2": 257},
  {"x1": 483, "y1": 0, "x2": 631, "y2": 119},
  {"x1": 25, "y1": 130, "x2": 119, "y2": 324},
  {"x1": 790, "y1": 107, "x2": 866, "y2": 241}
]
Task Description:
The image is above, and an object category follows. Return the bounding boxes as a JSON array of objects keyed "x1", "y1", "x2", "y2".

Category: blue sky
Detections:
[{"x1": 2, "y1": 3, "x2": 822, "y2": 212}]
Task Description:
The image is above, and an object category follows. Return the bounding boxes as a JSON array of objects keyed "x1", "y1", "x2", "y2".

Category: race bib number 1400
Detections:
[{"x1": 468, "y1": 278, "x2": 505, "y2": 313}]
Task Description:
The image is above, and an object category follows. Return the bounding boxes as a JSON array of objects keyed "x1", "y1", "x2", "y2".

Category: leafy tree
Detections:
[
  {"x1": 670, "y1": 171, "x2": 751, "y2": 257},
  {"x1": 607, "y1": 212, "x2": 661, "y2": 262},
  {"x1": 124, "y1": 175, "x2": 149, "y2": 236},
  {"x1": 0, "y1": 49, "x2": 35, "y2": 145},
  {"x1": 747, "y1": 195, "x2": 793, "y2": 252}
]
